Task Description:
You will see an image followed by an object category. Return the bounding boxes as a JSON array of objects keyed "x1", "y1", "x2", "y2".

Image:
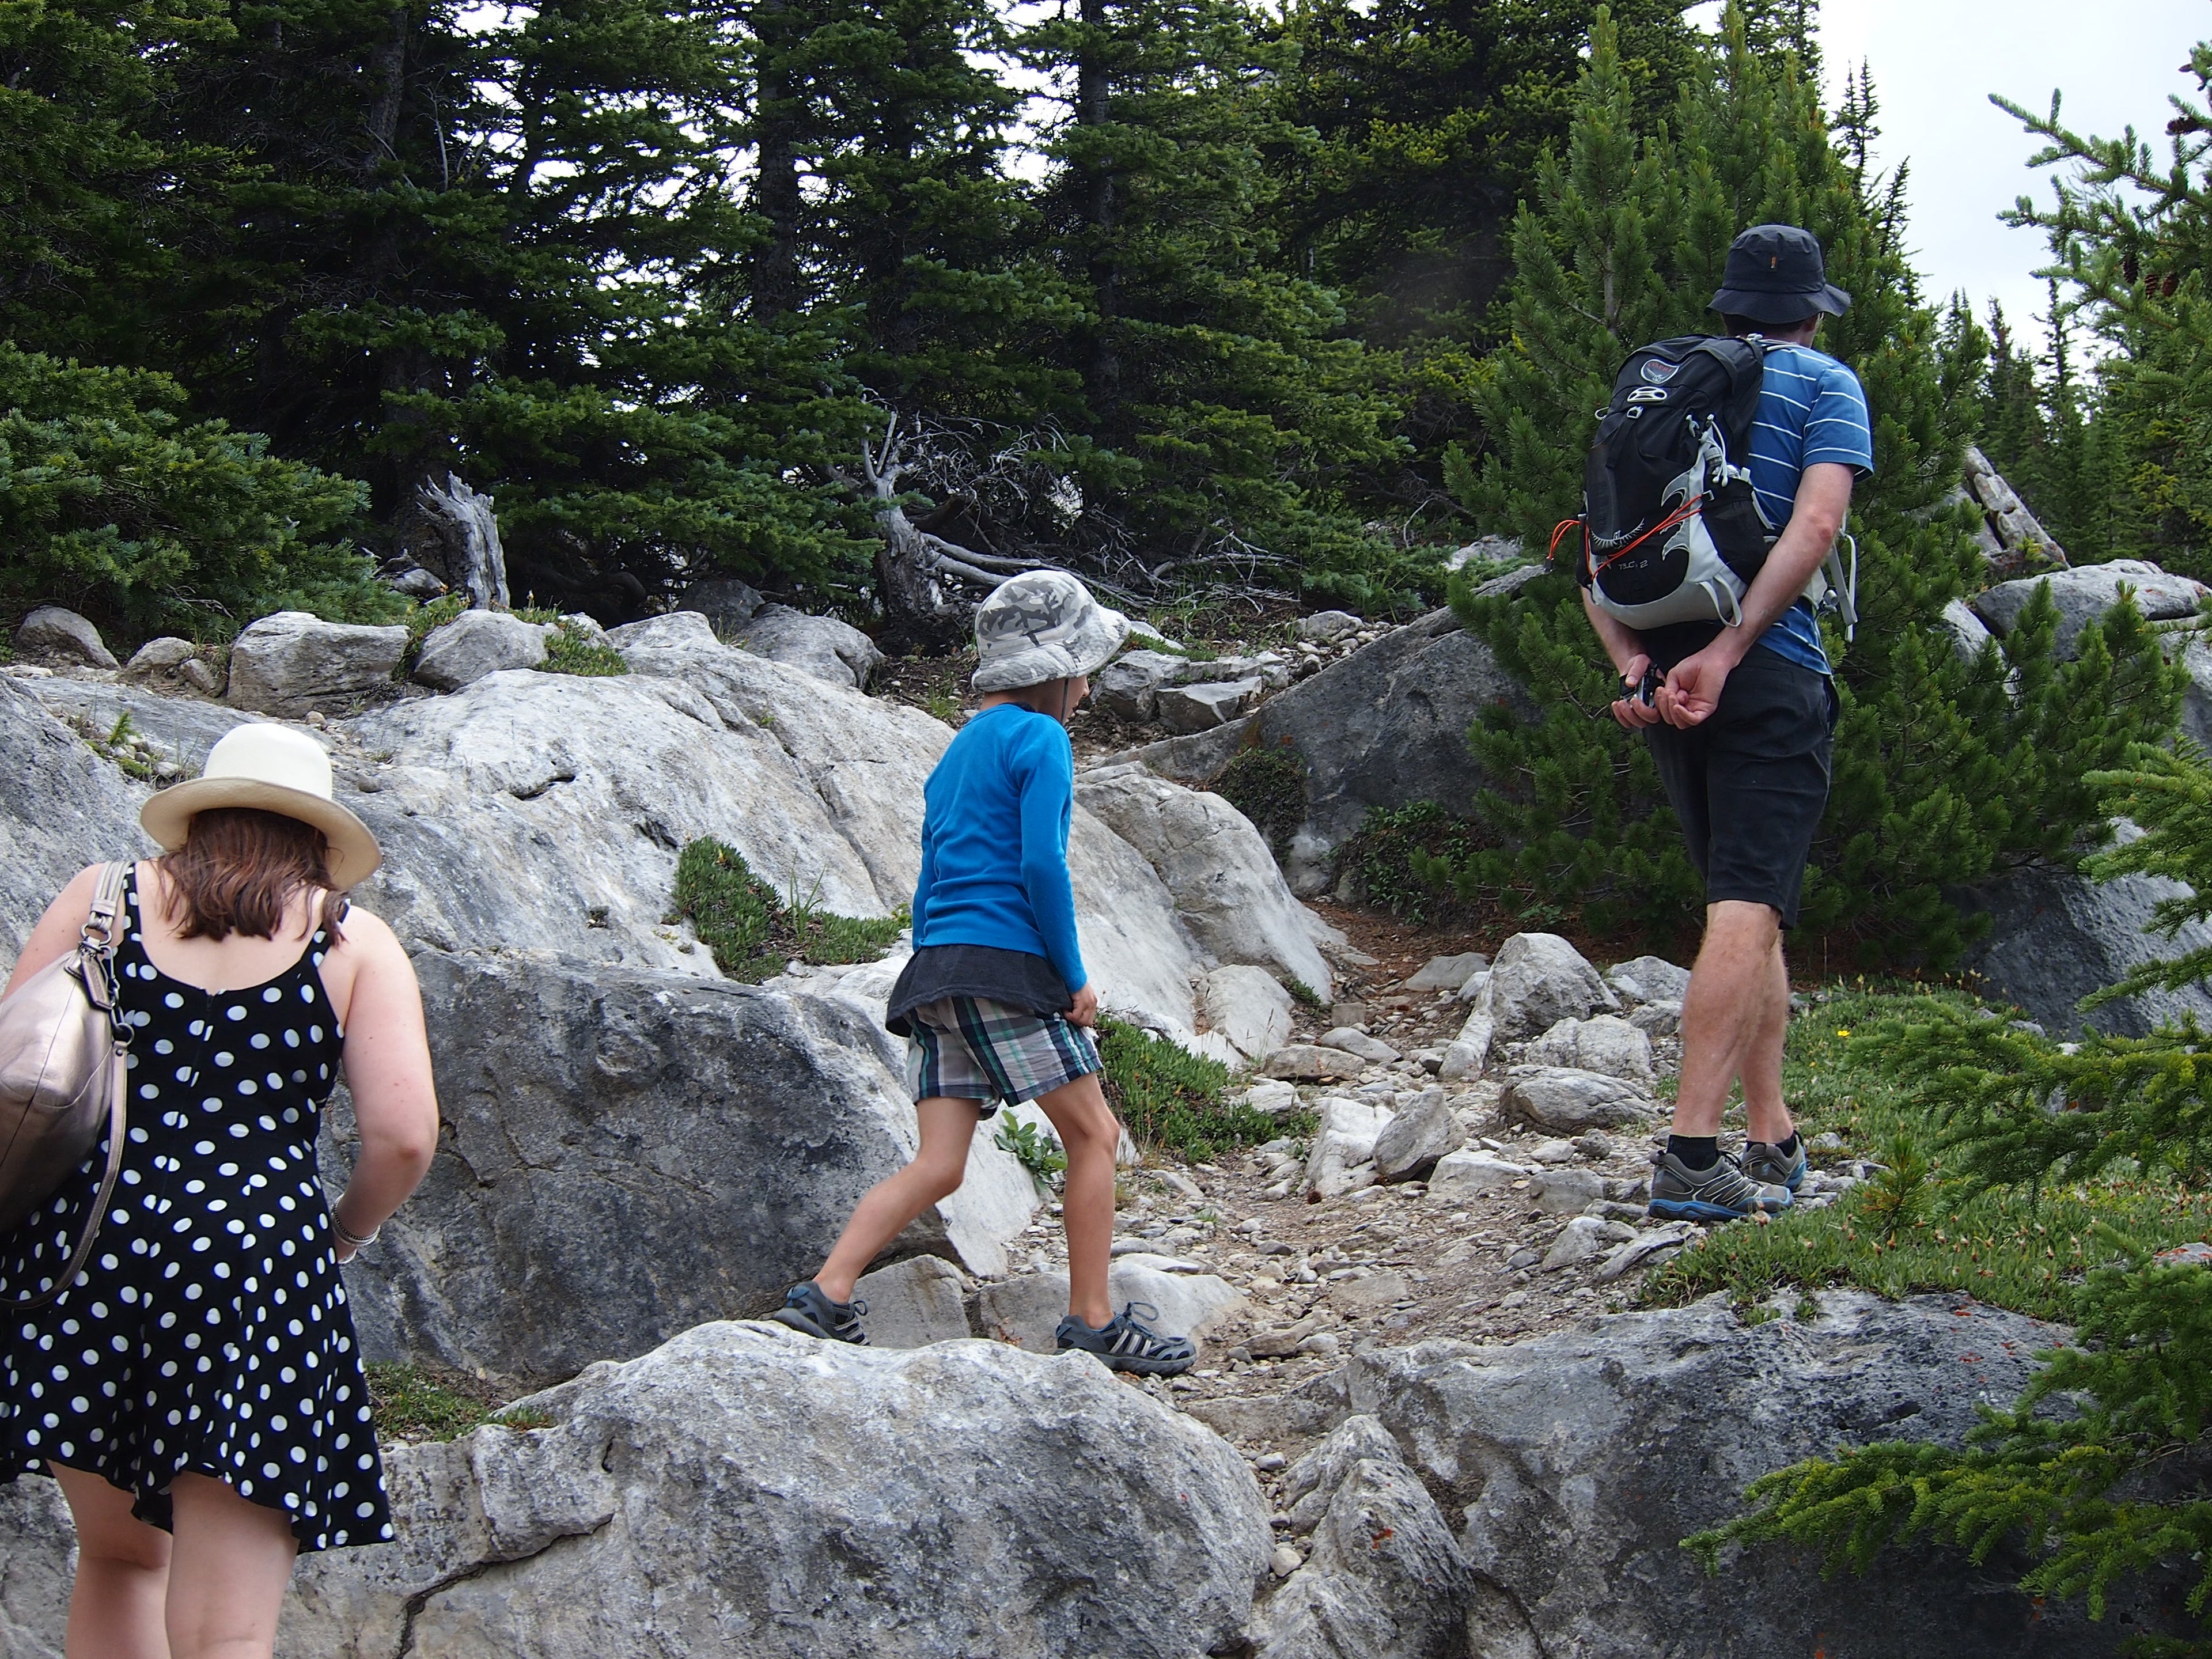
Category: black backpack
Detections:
[{"x1": 1565, "y1": 334, "x2": 1774, "y2": 630}]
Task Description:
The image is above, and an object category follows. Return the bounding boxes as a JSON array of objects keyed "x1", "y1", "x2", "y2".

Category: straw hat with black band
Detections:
[{"x1": 141, "y1": 724, "x2": 383, "y2": 888}]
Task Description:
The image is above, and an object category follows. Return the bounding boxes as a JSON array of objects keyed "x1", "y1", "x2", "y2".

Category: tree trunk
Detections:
[
  {"x1": 849, "y1": 416, "x2": 1039, "y2": 653},
  {"x1": 419, "y1": 474, "x2": 512, "y2": 608}
]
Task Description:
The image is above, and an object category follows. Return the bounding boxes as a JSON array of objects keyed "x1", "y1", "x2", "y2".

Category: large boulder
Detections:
[
  {"x1": 0, "y1": 678, "x2": 149, "y2": 975},
  {"x1": 325, "y1": 950, "x2": 1039, "y2": 1384},
  {"x1": 1341, "y1": 1291, "x2": 2158, "y2": 1658},
  {"x1": 1110, "y1": 571, "x2": 1541, "y2": 893},
  {"x1": 121, "y1": 635, "x2": 222, "y2": 696},
  {"x1": 266, "y1": 1323, "x2": 1271, "y2": 1659},
  {"x1": 727, "y1": 603, "x2": 885, "y2": 690},
  {"x1": 1954, "y1": 831, "x2": 2212, "y2": 1036},
  {"x1": 1971, "y1": 559, "x2": 2207, "y2": 659},
  {"x1": 226, "y1": 610, "x2": 410, "y2": 716},
  {"x1": 1203, "y1": 964, "x2": 1294, "y2": 1059},
  {"x1": 12, "y1": 604, "x2": 116, "y2": 669},
  {"x1": 1481, "y1": 931, "x2": 1619, "y2": 1040},
  {"x1": 1499, "y1": 1066, "x2": 1657, "y2": 1134},
  {"x1": 1522, "y1": 1014, "x2": 1656, "y2": 1085},
  {"x1": 1076, "y1": 761, "x2": 1336, "y2": 998},
  {"x1": 1250, "y1": 1416, "x2": 1487, "y2": 1659},
  {"x1": 413, "y1": 608, "x2": 550, "y2": 691}
]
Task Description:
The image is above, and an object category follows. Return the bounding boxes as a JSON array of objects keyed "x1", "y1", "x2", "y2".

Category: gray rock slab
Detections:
[
  {"x1": 325, "y1": 950, "x2": 1037, "y2": 1385},
  {"x1": 1107, "y1": 577, "x2": 1541, "y2": 895},
  {"x1": 2177, "y1": 637, "x2": 2212, "y2": 759},
  {"x1": 413, "y1": 608, "x2": 550, "y2": 691},
  {"x1": 1404, "y1": 951, "x2": 1487, "y2": 992},
  {"x1": 1628, "y1": 999, "x2": 1683, "y2": 1039},
  {"x1": 853, "y1": 1255, "x2": 977, "y2": 1350},
  {"x1": 1204, "y1": 964, "x2": 1294, "y2": 1059},
  {"x1": 1251, "y1": 1445, "x2": 1481, "y2": 1659},
  {"x1": 1259, "y1": 1046, "x2": 1365, "y2": 1085},
  {"x1": 1298, "y1": 610, "x2": 1362, "y2": 643},
  {"x1": 1522, "y1": 1014, "x2": 1655, "y2": 1084},
  {"x1": 1077, "y1": 761, "x2": 1338, "y2": 999},
  {"x1": 0, "y1": 1455, "x2": 73, "y2": 1654},
  {"x1": 1482, "y1": 931, "x2": 1619, "y2": 1040},
  {"x1": 1347, "y1": 1291, "x2": 2158, "y2": 1658},
  {"x1": 728, "y1": 603, "x2": 885, "y2": 690},
  {"x1": 1603, "y1": 955, "x2": 1691, "y2": 1006},
  {"x1": 1370, "y1": 1088, "x2": 1460, "y2": 1181},
  {"x1": 1953, "y1": 831, "x2": 2212, "y2": 1036},
  {"x1": 1500, "y1": 1066, "x2": 1659, "y2": 1134},
  {"x1": 1094, "y1": 652, "x2": 1174, "y2": 721},
  {"x1": 226, "y1": 610, "x2": 408, "y2": 716},
  {"x1": 973, "y1": 1258, "x2": 1246, "y2": 1353},
  {"x1": 0, "y1": 679, "x2": 151, "y2": 976},
  {"x1": 24, "y1": 677, "x2": 254, "y2": 778},
  {"x1": 271, "y1": 1321, "x2": 1270, "y2": 1659},
  {"x1": 681, "y1": 575, "x2": 766, "y2": 626},
  {"x1": 1528, "y1": 1166, "x2": 1605, "y2": 1215},
  {"x1": 1319, "y1": 1026, "x2": 1397, "y2": 1063},
  {"x1": 1971, "y1": 559, "x2": 2207, "y2": 658},
  {"x1": 1157, "y1": 676, "x2": 1263, "y2": 733},
  {"x1": 14, "y1": 605, "x2": 116, "y2": 668},
  {"x1": 1426, "y1": 1150, "x2": 1528, "y2": 1202},
  {"x1": 1940, "y1": 596, "x2": 1997, "y2": 664}
]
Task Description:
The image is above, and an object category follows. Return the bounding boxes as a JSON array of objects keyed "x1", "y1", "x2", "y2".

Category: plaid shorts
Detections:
[{"x1": 904, "y1": 996, "x2": 1102, "y2": 1116}]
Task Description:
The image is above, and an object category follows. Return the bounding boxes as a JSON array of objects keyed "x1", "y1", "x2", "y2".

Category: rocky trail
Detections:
[{"x1": 0, "y1": 587, "x2": 2194, "y2": 1657}]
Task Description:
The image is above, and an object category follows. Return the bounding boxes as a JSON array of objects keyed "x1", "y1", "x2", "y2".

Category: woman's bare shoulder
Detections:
[{"x1": 328, "y1": 902, "x2": 406, "y2": 959}]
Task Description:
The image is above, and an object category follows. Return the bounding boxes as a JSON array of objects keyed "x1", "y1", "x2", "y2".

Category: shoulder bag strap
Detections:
[{"x1": 5, "y1": 862, "x2": 132, "y2": 1311}]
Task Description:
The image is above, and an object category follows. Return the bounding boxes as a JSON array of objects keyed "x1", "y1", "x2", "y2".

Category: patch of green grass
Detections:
[
  {"x1": 1213, "y1": 741, "x2": 1306, "y2": 857},
  {"x1": 1647, "y1": 987, "x2": 2212, "y2": 1321},
  {"x1": 366, "y1": 1362, "x2": 502, "y2": 1441},
  {"x1": 1287, "y1": 978, "x2": 1325, "y2": 1010},
  {"x1": 1097, "y1": 1017, "x2": 1283, "y2": 1163},
  {"x1": 923, "y1": 690, "x2": 962, "y2": 725},
  {"x1": 671, "y1": 838, "x2": 906, "y2": 983}
]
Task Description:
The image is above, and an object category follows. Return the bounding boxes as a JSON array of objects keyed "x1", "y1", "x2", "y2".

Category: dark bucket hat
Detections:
[{"x1": 1709, "y1": 224, "x2": 1851, "y2": 324}]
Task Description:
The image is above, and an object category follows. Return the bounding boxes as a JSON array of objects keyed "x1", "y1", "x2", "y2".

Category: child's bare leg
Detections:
[
  {"x1": 815, "y1": 1096, "x2": 982, "y2": 1302},
  {"x1": 1028, "y1": 1072, "x2": 1121, "y2": 1329}
]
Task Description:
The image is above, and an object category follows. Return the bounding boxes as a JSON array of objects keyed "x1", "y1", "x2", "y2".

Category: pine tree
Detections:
[
  {"x1": 1431, "y1": 5, "x2": 2180, "y2": 961},
  {"x1": 1018, "y1": 0, "x2": 1418, "y2": 608},
  {"x1": 1994, "y1": 40, "x2": 2212, "y2": 582}
]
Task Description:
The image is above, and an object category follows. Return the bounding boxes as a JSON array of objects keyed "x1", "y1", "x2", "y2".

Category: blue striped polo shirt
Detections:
[{"x1": 1744, "y1": 342, "x2": 1874, "y2": 675}]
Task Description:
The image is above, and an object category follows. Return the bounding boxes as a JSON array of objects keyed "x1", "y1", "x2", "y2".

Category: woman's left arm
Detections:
[
  {"x1": 328, "y1": 909, "x2": 440, "y2": 1260},
  {"x1": 3, "y1": 864, "x2": 111, "y2": 999}
]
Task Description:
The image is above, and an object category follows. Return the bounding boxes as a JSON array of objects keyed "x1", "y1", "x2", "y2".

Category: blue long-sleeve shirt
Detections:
[{"x1": 909, "y1": 703, "x2": 1088, "y2": 994}]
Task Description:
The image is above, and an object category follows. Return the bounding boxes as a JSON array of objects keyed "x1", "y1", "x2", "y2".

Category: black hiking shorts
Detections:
[{"x1": 1643, "y1": 649, "x2": 1838, "y2": 929}]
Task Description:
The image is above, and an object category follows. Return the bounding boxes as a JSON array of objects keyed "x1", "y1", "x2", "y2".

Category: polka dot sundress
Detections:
[{"x1": 0, "y1": 868, "x2": 391, "y2": 1551}]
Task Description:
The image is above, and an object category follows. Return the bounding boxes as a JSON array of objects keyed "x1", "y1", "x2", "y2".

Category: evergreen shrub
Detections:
[{"x1": 0, "y1": 344, "x2": 395, "y2": 641}]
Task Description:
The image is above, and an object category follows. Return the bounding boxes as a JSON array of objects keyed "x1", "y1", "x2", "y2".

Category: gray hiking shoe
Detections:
[
  {"x1": 1055, "y1": 1301, "x2": 1196, "y2": 1376},
  {"x1": 1647, "y1": 1151, "x2": 1791, "y2": 1223},
  {"x1": 769, "y1": 1282, "x2": 869, "y2": 1344},
  {"x1": 1743, "y1": 1138, "x2": 1809, "y2": 1194}
]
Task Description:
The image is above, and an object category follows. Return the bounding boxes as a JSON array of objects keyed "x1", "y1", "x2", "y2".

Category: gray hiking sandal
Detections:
[
  {"x1": 1055, "y1": 1301, "x2": 1196, "y2": 1376},
  {"x1": 1647, "y1": 1150, "x2": 1791, "y2": 1223},
  {"x1": 1743, "y1": 1138, "x2": 1808, "y2": 1194},
  {"x1": 770, "y1": 1281, "x2": 869, "y2": 1344}
]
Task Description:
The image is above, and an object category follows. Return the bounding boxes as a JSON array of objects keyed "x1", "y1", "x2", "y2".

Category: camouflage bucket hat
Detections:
[{"x1": 971, "y1": 570, "x2": 1131, "y2": 692}]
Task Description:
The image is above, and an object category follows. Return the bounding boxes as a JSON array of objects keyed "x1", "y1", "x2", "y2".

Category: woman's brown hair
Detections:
[{"x1": 157, "y1": 807, "x2": 350, "y2": 942}]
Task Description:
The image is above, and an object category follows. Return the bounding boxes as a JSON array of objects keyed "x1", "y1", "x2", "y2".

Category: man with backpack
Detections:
[{"x1": 1574, "y1": 223, "x2": 1873, "y2": 1222}]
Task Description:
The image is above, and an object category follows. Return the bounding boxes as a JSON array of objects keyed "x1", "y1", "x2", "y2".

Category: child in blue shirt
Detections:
[{"x1": 773, "y1": 571, "x2": 1197, "y2": 1374}]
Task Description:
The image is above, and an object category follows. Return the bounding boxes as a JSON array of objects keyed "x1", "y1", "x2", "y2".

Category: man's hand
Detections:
[
  {"x1": 1067, "y1": 982, "x2": 1099, "y2": 1028},
  {"x1": 1610, "y1": 652, "x2": 1661, "y2": 729},
  {"x1": 1658, "y1": 645, "x2": 1734, "y2": 728}
]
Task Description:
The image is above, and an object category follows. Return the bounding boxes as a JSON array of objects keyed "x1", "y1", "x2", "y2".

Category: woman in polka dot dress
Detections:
[{"x1": 0, "y1": 723, "x2": 436, "y2": 1659}]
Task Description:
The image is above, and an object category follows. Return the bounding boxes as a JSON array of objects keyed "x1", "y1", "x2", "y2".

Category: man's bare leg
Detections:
[{"x1": 1672, "y1": 900, "x2": 1792, "y2": 1140}]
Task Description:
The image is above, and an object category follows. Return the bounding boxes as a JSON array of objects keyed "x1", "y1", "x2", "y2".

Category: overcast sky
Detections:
[{"x1": 1807, "y1": 0, "x2": 2207, "y2": 357}]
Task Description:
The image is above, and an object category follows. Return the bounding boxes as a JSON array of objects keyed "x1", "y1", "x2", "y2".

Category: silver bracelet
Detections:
[{"x1": 331, "y1": 1210, "x2": 381, "y2": 1250}]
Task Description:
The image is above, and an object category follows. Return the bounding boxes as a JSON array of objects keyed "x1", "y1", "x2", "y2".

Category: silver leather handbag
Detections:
[{"x1": 0, "y1": 862, "x2": 131, "y2": 1308}]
